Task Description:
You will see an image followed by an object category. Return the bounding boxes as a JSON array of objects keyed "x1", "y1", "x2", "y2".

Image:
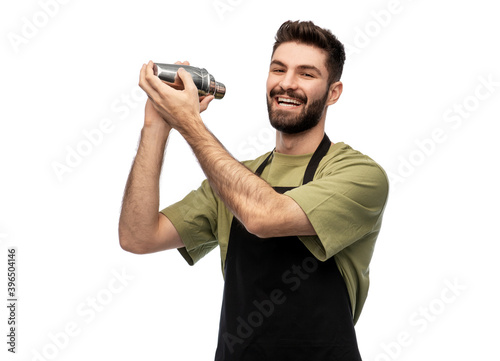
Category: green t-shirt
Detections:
[{"x1": 161, "y1": 141, "x2": 389, "y2": 324}]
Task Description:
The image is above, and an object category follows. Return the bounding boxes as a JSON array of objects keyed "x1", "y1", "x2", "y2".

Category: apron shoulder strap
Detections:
[{"x1": 303, "y1": 133, "x2": 331, "y2": 185}]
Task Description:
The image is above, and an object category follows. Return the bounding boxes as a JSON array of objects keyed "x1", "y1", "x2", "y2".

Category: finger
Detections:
[
  {"x1": 139, "y1": 63, "x2": 159, "y2": 98},
  {"x1": 176, "y1": 67, "x2": 197, "y2": 94},
  {"x1": 201, "y1": 95, "x2": 214, "y2": 105},
  {"x1": 141, "y1": 61, "x2": 175, "y2": 103},
  {"x1": 139, "y1": 63, "x2": 147, "y2": 88},
  {"x1": 200, "y1": 95, "x2": 215, "y2": 112},
  {"x1": 144, "y1": 60, "x2": 176, "y2": 98}
]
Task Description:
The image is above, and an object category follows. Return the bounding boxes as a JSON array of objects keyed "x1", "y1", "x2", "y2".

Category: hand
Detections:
[
  {"x1": 169, "y1": 61, "x2": 214, "y2": 113},
  {"x1": 139, "y1": 60, "x2": 214, "y2": 132}
]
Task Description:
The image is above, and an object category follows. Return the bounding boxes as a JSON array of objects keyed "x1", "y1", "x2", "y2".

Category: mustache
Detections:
[{"x1": 269, "y1": 88, "x2": 307, "y2": 104}]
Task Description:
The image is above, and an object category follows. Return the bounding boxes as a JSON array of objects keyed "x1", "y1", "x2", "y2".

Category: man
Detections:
[{"x1": 119, "y1": 20, "x2": 389, "y2": 360}]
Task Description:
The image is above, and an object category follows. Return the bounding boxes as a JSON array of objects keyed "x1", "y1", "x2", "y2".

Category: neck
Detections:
[{"x1": 275, "y1": 124, "x2": 326, "y2": 155}]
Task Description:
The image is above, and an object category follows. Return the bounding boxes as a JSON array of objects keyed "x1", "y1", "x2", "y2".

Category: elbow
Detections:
[
  {"x1": 119, "y1": 238, "x2": 134, "y2": 253},
  {"x1": 118, "y1": 234, "x2": 138, "y2": 254},
  {"x1": 243, "y1": 217, "x2": 273, "y2": 239},
  {"x1": 119, "y1": 237, "x2": 148, "y2": 255},
  {"x1": 118, "y1": 225, "x2": 147, "y2": 254}
]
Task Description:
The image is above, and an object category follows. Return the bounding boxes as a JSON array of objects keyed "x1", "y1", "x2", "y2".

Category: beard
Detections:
[{"x1": 267, "y1": 88, "x2": 329, "y2": 134}]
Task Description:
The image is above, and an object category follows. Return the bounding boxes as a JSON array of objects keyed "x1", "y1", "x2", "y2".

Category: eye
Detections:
[{"x1": 302, "y1": 73, "x2": 314, "y2": 78}]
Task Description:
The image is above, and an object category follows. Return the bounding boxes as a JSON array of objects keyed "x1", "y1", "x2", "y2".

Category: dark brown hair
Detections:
[{"x1": 272, "y1": 20, "x2": 346, "y2": 84}]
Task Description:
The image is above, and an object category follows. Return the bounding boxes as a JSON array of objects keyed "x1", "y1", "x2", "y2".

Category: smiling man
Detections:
[
  {"x1": 119, "y1": 20, "x2": 389, "y2": 360},
  {"x1": 268, "y1": 47, "x2": 333, "y2": 136}
]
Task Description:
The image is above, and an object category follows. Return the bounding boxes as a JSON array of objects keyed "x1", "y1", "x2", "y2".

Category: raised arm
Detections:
[
  {"x1": 119, "y1": 62, "x2": 215, "y2": 254},
  {"x1": 138, "y1": 61, "x2": 316, "y2": 239},
  {"x1": 118, "y1": 98, "x2": 183, "y2": 254}
]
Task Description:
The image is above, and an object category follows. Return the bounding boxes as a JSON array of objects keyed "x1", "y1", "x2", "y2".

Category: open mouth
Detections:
[{"x1": 276, "y1": 96, "x2": 304, "y2": 108}]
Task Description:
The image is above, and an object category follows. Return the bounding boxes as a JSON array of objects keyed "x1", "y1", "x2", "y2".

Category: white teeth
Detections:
[{"x1": 278, "y1": 97, "x2": 302, "y2": 106}]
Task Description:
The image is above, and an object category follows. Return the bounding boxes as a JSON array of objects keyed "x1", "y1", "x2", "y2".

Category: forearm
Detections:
[
  {"x1": 119, "y1": 124, "x2": 170, "y2": 250},
  {"x1": 179, "y1": 119, "x2": 311, "y2": 237}
]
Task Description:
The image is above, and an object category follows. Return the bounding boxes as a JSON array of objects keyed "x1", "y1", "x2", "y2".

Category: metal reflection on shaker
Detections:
[{"x1": 153, "y1": 63, "x2": 226, "y2": 99}]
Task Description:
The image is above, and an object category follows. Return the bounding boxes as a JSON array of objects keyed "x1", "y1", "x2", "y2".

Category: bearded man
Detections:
[{"x1": 119, "y1": 20, "x2": 389, "y2": 361}]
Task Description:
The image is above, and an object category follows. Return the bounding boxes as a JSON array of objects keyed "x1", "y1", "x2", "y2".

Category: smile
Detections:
[{"x1": 276, "y1": 97, "x2": 304, "y2": 107}]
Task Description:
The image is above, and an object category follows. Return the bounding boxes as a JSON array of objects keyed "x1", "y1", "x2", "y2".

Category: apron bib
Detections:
[{"x1": 215, "y1": 135, "x2": 362, "y2": 361}]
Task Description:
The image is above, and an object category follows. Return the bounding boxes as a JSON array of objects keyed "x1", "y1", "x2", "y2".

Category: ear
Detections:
[{"x1": 326, "y1": 81, "x2": 343, "y2": 106}]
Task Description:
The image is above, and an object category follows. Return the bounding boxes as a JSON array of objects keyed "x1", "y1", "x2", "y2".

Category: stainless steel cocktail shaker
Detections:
[{"x1": 153, "y1": 63, "x2": 226, "y2": 99}]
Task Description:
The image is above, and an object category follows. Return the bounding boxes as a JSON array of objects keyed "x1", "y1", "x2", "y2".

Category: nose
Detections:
[{"x1": 279, "y1": 72, "x2": 298, "y2": 91}]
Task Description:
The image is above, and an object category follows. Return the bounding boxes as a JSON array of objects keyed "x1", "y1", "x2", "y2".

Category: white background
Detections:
[{"x1": 1, "y1": 0, "x2": 499, "y2": 360}]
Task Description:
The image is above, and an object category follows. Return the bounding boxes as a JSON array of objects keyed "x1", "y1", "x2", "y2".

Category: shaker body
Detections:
[{"x1": 153, "y1": 63, "x2": 226, "y2": 99}]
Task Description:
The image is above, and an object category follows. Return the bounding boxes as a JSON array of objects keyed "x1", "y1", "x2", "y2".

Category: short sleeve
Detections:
[
  {"x1": 285, "y1": 157, "x2": 389, "y2": 262},
  {"x1": 161, "y1": 179, "x2": 219, "y2": 265}
]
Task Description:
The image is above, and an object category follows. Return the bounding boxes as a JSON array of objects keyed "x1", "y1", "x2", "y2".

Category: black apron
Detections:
[{"x1": 215, "y1": 134, "x2": 362, "y2": 361}]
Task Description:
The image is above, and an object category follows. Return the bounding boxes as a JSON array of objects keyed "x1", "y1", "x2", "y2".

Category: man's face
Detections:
[{"x1": 266, "y1": 42, "x2": 332, "y2": 134}]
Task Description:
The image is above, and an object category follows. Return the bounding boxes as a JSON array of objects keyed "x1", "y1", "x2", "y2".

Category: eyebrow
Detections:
[{"x1": 270, "y1": 60, "x2": 323, "y2": 76}]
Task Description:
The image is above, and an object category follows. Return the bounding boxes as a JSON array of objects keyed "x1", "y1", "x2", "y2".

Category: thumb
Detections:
[{"x1": 177, "y1": 67, "x2": 197, "y2": 93}]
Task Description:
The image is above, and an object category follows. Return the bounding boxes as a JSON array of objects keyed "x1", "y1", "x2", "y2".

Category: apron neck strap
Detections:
[
  {"x1": 254, "y1": 133, "x2": 331, "y2": 184},
  {"x1": 303, "y1": 133, "x2": 331, "y2": 184},
  {"x1": 255, "y1": 150, "x2": 274, "y2": 177}
]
